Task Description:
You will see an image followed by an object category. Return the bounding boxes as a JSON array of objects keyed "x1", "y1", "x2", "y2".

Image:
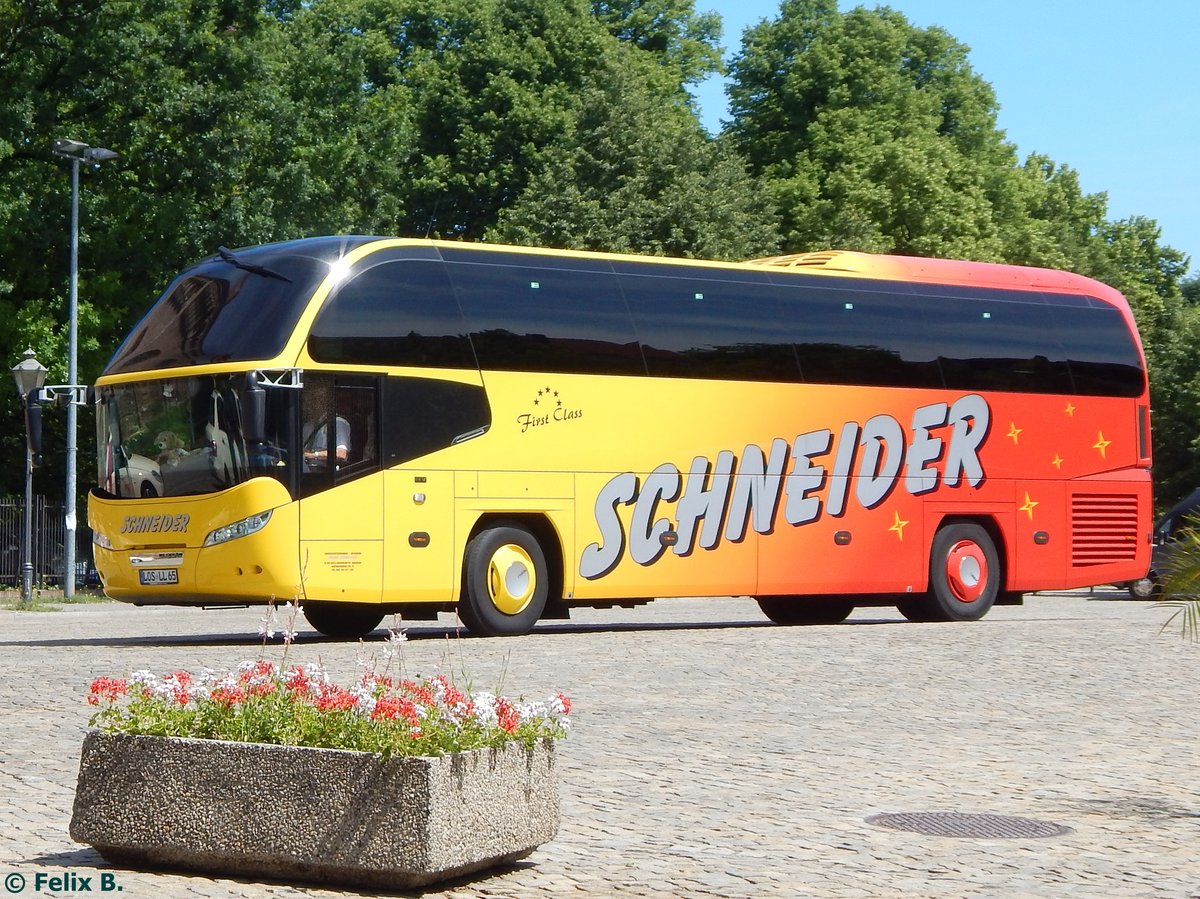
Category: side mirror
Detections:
[{"x1": 242, "y1": 372, "x2": 266, "y2": 444}]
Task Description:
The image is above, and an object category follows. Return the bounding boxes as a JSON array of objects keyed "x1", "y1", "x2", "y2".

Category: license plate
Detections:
[{"x1": 139, "y1": 568, "x2": 179, "y2": 586}]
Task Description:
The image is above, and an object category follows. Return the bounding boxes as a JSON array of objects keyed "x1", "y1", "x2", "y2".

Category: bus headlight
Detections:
[
  {"x1": 204, "y1": 510, "x2": 272, "y2": 547},
  {"x1": 93, "y1": 531, "x2": 114, "y2": 550}
]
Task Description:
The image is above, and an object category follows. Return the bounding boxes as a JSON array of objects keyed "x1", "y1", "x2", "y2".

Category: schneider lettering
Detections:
[
  {"x1": 579, "y1": 394, "x2": 990, "y2": 579},
  {"x1": 120, "y1": 513, "x2": 190, "y2": 535}
]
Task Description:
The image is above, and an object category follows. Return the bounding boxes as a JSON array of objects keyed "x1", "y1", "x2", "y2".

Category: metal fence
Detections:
[{"x1": 0, "y1": 496, "x2": 95, "y2": 587}]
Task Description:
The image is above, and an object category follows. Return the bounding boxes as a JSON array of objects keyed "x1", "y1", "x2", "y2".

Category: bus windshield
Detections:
[
  {"x1": 104, "y1": 238, "x2": 373, "y2": 375},
  {"x1": 96, "y1": 375, "x2": 289, "y2": 498}
]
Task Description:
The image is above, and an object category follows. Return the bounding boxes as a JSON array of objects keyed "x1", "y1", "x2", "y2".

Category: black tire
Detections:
[
  {"x1": 1127, "y1": 575, "x2": 1161, "y2": 600},
  {"x1": 303, "y1": 602, "x2": 385, "y2": 639},
  {"x1": 459, "y1": 523, "x2": 549, "y2": 636},
  {"x1": 756, "y1": 595, "x2": 854, "y2": 625},
  {"x1": 896, "y1": 597, "x2": 941, "y2": 622},
  {"x1": 907, "y1": 523, "x2": 1000, "y2": 622}
]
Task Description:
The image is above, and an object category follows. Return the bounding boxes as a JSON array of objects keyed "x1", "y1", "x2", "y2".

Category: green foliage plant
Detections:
[
  {"x1": 1154, "y1": 514, "x2": 1200, "y2": 642},
  {"x1": 85, "y1": 603, "x2": 572, "y2": 756}
]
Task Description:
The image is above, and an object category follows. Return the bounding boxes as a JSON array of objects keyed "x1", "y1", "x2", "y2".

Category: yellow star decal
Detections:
[
  {"x1": 1007, "y1": 422, "x2": 1022, "y2": 444},
  {"x1": 1019, "y1": 491, "x2": 1039, "y2": 520},
  {"x1": 1094, "y1": 431, "x2": 1111, "y2": 459},
  {"x1": 1051, "y1": 454, "x2": 1064, "y2": 469},
  {"x1": 889, "y1": 511, "x2": 909, "y2": 541},
  {"x1": 1064, "y1": 402, "x2": 1076, "y2": 417}
]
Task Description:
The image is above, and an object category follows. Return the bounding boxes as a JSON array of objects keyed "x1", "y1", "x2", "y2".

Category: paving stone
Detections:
[{"x1": 1, "y1": 591, "x2": 1198, "y2": 897}]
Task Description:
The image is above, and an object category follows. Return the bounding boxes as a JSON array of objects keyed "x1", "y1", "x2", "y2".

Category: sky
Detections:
[{"x1": 691, "y1": 1, "x2": 1199, "y2": 275}]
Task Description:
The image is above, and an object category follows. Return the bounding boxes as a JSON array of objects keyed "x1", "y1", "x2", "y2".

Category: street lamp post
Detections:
[
  {"x1": 11, "y1": 349, "x2": 48, "y2": 606},
  {"x1": 51, "y1": 138, "x2": 117, "y2": 598}
]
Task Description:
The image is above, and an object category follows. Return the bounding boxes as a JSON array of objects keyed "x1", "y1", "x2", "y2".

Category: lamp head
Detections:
[
  {"x1": 52, "y1": 138, "x2": 118, "y2": 163},
  {"x1": 11, "y1": 348, "x2": 48, "y2": 399},
  {"x1": 52, "y1": 138, "x2": 89, "y2": 158}
]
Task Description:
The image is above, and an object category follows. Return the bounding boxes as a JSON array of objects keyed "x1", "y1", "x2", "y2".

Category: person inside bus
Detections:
[{"x1": 302, "y1": 414, "x2": 351, "y2": 470}]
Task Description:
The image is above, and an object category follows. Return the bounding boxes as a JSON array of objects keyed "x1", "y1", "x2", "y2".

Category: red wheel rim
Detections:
[{"x1": 945, "y1": 539, "x2": 987, "y2": 603}]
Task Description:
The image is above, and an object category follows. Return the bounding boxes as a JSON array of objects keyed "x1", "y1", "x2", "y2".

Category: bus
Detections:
[{"x1": 88, "y1": 238, "x2": 1152, "y2": 637}]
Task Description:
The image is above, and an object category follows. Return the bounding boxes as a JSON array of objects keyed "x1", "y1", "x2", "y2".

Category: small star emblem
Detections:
[
  {"x1": 1094, "y1": 431, "x2": 1111, "y2": 459},
  {"x1": 1064, "y1": 402, "x2": 1076, "y2": 417},
  {"x1": 1051, "y1": 454, "x2": 1064, "y2": 469},
  {"x1": 889, "y1": 511, "x2": 909, "y2": 541},
  {"x1": 1007, "y1": 422, "x2": 1022, "y2": 444},
  {"x1": 1020, "y1": 491, "x2": 1039, "y2": 520}
]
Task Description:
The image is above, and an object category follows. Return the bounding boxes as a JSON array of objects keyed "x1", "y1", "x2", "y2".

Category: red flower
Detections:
[
  {"x1": 87, "y1": 676, "x2": 128, "y2": 706},
  {"x1": 556, "y1": 692, "x2": 572, "y2": 715},
  {"x1": 246, "y1": 680, "x2": 277, "y2": 698},
  {"x1": 371, "y1": 695, "x2": 421, "y2": 725},
  {"x1": 238, "y1": 660, "x2": 276, "y2": 684},
  {"x1": 283, "y1": 666, "x2": 313, "y2": 697},
  {"x1": 401, "y1": 679, "x2": 435, "y2": 706},
  {"x1": 210, "y1": 686, "x2": 246, "y2": 707},
  {"x1": 496, "y1": 698, "x2": 520, "y2": 733},
  {"x1": 442, "y1": 684, "x2": 469, "y2": 707},
  {"x1": 314, "y1": 684, "x2": 356, "y2": 712}
]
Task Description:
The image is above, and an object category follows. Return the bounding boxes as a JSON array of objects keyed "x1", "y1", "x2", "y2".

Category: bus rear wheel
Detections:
[
  {"x1": 904, "y1": 523, "x2": 1000, "y2": 622},
  {"x1": 303, "y1": 602, "x2": 385, "y2": 639},
  {"x1": 756, "y1": 595, "x2": 854, "y2": 625},
  {"x1": 459, "y1": 523, "x2": 549, "y2": 636}
]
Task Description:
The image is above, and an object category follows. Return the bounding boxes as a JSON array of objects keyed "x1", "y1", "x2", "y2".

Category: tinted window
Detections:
[
  {"x1": 773, "y1": 280, "x2": 942, "y2": 388},
  {"x1": 614, "y1": 264, "x2": 799, "y2": 381},
  {"x1": 309, "y1": 257, "x2": 477, "y2": 369},
  {"x1": 444, "y1": 252, "x2": 645, "y2": 376},
  {"x1": 105, "y1": 239, "x2": 360, "y2": 375},
  {"x1": 381, "y1": 377, "x2": 492, "y2": 465},
  {"x1": 1049, "y1": 302, "x2": 1146, "y2": 397},
  {"x1": 918, "y1": 291, "x2": 1074, "y2": 394}
]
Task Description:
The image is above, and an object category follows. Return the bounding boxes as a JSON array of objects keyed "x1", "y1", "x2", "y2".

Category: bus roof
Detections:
[{"x1": 746, "y1": 250, "x2": 1120, "y2": 298}]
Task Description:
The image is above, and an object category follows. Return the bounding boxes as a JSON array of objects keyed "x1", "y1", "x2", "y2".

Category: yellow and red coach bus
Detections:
[{"x1": 88, "y1": 238, "x2": 1152, "y2": 636}]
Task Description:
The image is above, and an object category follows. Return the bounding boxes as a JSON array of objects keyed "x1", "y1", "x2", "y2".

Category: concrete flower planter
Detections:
[{"x1": 70, "y1": 731, "x2": 560, "y2": 889}]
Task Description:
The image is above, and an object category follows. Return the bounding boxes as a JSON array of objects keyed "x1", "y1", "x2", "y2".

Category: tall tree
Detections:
[
  {"x1": 726, "y1": 0, "x2": 1016, "y2": 258},
  {"x1": 0, "y1": 0, "x2": 757, "y2": 501},
  {"x1": 490, "y1": 47, "x2": 778, "y2": 260},
  {"x1": 591, "y1": 0, "x2": 723, "y2": 86}
]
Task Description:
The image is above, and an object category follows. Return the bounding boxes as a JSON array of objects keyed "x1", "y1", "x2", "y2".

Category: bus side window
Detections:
[
  {"x1": 337, "y1": 381, "x2": 378, "y2": 470},
  {"x1": 381, "y1": 377, "x2": 491, "y2": 465},
  {"x1": 299, "y1": 375, "x2": 379, "y2": 496}
]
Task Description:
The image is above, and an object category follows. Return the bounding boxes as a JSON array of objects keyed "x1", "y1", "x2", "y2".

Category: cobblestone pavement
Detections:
[{"x1": 1, "y1": 590, "x2": 1198, "y2": 898}]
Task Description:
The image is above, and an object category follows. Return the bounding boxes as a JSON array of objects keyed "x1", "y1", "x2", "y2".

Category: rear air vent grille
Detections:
[{"x1": 1071, "y1": 494, "x2": 1139, "y2": 566}]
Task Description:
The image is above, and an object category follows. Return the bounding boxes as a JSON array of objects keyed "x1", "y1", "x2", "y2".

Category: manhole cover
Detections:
[{"x1": 866, "y1": 812, "x2": 1072, "y2": 839}]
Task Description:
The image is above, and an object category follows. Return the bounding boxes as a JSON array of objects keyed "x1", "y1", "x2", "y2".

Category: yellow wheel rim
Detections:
[{"x1": 487, "y1": 543, "x2": 537, "y2": 615}]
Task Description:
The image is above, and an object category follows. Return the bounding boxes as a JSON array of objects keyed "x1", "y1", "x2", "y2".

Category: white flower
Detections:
[
  {"x1": 521, "y1": 701, "x2": 547, "y2": 722},
  {"x1": 258, "y1": 608, "x2": 277, "y2": 639},
  {"x1": 381, "y1": 627, "x2": 407, "y2": 661},
  {"x1": 471, "y1": 693, "x2": 499, "y2": 727},
  {"x1": 129, "y1": 669, "x2": 157, "y2": 687}
]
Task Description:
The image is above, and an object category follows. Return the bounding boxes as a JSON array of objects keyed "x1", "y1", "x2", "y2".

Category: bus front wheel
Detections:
[
  {"x1": 459, "y1": 523, "x2": 549, "y2": 636},
  {"x1": 756, "y1": 595, "x2": 854, "y2": 625},
  {"x1": 303, "y1": 602, "x2": 385, "y2": 639},
  {"x1": 903, "y1": 523, "x2": 1000, "y2": 622}
]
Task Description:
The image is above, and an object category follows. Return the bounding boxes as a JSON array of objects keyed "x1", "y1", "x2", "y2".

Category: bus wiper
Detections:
[{"x1": 216, "y1": 246, "x2": 293, "y2": 283}]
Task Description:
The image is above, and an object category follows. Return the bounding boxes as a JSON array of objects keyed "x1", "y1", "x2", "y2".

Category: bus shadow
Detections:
[{"x1": 1, "y1": 616, "x2": 906, "y2": 649}]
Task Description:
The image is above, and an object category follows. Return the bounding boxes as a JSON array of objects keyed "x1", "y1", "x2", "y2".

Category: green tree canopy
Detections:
[
  {"x1": 726, "y1": 0, "x2": 1017, "y2": 258},
  {"x1": 490, "y1": 47, "x2": 778, "y2": 260}
]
